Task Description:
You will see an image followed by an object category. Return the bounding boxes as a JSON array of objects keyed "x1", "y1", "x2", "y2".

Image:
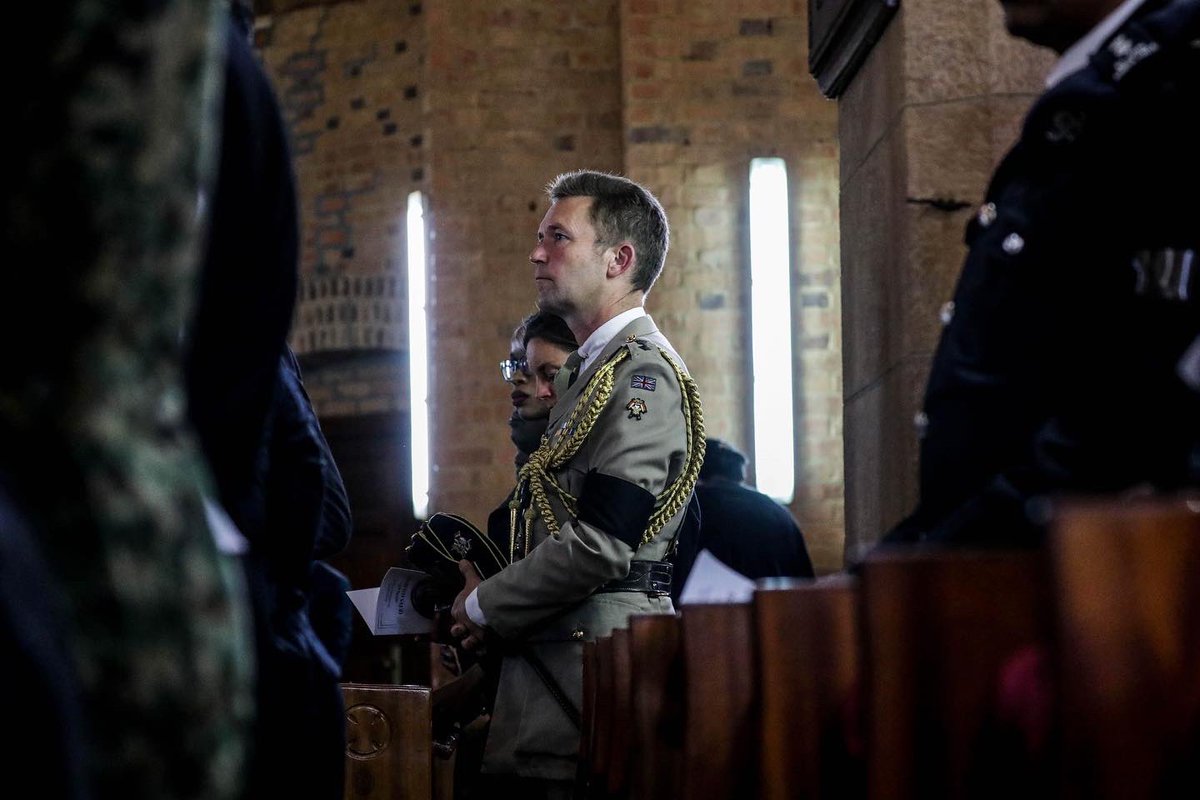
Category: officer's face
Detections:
[
  {"x1": 997, "y1": 0, "x2": 1123, "y2": 52},
  {"x1": 529, "y1": 196, "x2": 615, "y2": 321},
  {"x1": 525, "y1": 337, "x2": 573, "y2": 411}
]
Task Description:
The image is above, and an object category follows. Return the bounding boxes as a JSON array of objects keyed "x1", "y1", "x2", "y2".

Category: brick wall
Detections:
[
  {"x1": 423, "y1": 0, "x2": 626, "y2": 520},
  {"x1": 619, "y1": 0, "x2": 843, "y2": 571},
  {"x1": 257, "y1": 0, "x2": 844, "y2": 572},
  {"x1": 257, "y1": 0, "x2": 429, "y2": 417}
]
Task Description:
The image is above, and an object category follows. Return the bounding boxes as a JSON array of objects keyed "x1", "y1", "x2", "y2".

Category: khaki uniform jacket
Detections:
[{"x1": 477, "y1": 313, "x2": 693, "y2": 779}]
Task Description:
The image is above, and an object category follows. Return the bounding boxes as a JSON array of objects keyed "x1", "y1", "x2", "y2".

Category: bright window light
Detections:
[
  {"x1": 749, "y1": 157, "x2": 795, "y2": 503},
  {"x1": 407, "y1": 190, "x2": 430, "y2": 518}
]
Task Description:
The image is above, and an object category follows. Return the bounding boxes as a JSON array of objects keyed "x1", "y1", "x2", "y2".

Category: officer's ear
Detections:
[{"x1": 608, "y1": 243, "x2": 635, "y2": 280}]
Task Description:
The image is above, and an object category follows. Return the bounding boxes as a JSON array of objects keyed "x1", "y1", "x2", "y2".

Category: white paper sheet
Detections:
[{"x1": 677, "y1": 549, "x2": 756, "y2": 605}]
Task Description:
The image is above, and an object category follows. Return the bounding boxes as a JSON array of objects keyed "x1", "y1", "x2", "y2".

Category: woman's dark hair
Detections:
[{"x1": 521, "y1": 310, "x2": 577, "y2": 353}]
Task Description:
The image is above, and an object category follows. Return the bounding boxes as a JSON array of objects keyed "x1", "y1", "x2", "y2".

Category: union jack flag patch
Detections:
[{"x1": 630, "y1": 375, "x2": 657, "y2": 391}]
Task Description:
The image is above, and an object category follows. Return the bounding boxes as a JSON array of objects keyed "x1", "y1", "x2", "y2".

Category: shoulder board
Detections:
[{"x1": 621, "y1": 334, "x2": 657, "y2": 353}]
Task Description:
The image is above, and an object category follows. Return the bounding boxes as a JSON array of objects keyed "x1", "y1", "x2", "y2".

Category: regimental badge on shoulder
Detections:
[
  {"x1": 626, "y1": 397, "x2": 648, "y2": 420},
  {"x1": 631, "y1": 374, "x2": 657, "y2": 391}
]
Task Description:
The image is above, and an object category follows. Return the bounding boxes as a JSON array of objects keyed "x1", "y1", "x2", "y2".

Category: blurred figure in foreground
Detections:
[{"x1": 4, "y1": 1, "x2": 255, "y2": 797}]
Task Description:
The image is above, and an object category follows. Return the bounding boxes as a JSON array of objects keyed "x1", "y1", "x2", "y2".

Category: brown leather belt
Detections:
[{"x1": 595, "y1": 560, "x2": 673, "y2": 596}]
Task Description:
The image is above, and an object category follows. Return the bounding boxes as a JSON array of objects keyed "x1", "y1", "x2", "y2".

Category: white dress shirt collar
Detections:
[{"x1": 576, "y1": 307, "x2": 648, "y2": 374}]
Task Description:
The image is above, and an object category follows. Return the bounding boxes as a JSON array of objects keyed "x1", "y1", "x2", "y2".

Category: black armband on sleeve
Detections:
[{"x1": 576, "y1": 469, "x2": 656, "y2": 550}]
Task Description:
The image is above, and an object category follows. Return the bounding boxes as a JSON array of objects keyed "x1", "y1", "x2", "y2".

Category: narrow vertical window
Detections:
[
  {"x1": 749, "y1": 158, "x2": 795, "y2": 502},
  {"x1": 407, "y1": 190, "x2": 430, "y2": 518}
]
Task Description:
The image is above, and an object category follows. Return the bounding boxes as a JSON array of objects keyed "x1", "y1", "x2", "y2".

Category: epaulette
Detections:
[{"x1": 620, "y1": 334, "x2": 657, "y2": 354}]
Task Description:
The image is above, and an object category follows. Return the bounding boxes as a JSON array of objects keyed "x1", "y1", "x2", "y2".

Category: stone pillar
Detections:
[{"x1": 837, "y1": 0, "x2": 1052, "y2": 559}]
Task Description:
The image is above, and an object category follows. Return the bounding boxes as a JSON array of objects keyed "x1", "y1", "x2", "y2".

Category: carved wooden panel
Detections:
[{"x1": 342, "y1": 682, "x2": 433, "y2": 799}]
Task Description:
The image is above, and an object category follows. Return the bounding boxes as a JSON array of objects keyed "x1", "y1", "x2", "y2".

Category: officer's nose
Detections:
[{"x1": 529, "y1": 241, "x2": 546, "y2": 265}]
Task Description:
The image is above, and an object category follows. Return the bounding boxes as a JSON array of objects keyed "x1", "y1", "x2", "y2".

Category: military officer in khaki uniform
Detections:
[{"x1": 451, "y1": 170, "x2": 704, "y2": 796}]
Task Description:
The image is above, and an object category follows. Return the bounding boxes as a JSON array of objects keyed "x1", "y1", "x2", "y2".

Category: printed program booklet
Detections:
[{"x1": 346, "y1": 566, "x2": 437, "y2": 636}]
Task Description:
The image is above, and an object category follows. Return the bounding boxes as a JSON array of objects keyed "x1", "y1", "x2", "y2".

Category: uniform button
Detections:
[
  {"x1": 913, "y1": 411, "x2": 929, "y2": 438},
  {"x1": 570, "y1": 628, "x2": 585, "y2": 641},
  {"x1": 1002, "y1": 232, "x2": 1025, "y2": 255},
  {"x1": 977, "y1": 202, "x2": 997, "y2": 227},
  {"x1": 939, "y1": 301, "x2": 955, "y2": 326}
]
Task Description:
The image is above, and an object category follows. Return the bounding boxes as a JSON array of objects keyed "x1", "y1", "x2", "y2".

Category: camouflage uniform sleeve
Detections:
[{"x1": 477, "y1": 345, "x2": 687, "y2": 638}]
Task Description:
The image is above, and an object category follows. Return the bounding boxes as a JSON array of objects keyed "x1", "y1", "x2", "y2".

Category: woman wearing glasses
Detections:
[{"x1": 499, "y1": 311, "x2": 579, "y2": 470}]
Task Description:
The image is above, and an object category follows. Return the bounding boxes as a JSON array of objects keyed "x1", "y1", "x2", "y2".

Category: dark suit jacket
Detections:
[
  {"x1": 885, "y1": 0, "x2": 1200, "y2": 547},
  {"x1": 185, "y1": 14, "x2": 299, "y2": 537},
  {"x1": 185, "y1": 17, "x2": 351, "y2": 800},
  {"x1": 671, "y1": 477, "x2": 814, "y2": 603}
]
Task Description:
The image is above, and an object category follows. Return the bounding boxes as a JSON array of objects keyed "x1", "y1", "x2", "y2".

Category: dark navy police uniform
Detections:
[{"x1": 886, "y1": 0, "x2": 1200, "y2": 547}]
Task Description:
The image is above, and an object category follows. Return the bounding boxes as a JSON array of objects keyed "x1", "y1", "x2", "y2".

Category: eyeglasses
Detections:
[{"x1": 499, "y1": 358, "x2": 529, "y2": 382}]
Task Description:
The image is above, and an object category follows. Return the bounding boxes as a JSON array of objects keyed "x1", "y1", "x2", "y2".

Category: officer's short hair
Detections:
[
  {"x1": 546, "y1": 170, "x2": 670, "y2": 295},
  {"x1": 699, "y1": 438, "x2": 747, "y2": 483},
  {"x1": 521, "y1": 310, "x2": 577, "y2": 354}
]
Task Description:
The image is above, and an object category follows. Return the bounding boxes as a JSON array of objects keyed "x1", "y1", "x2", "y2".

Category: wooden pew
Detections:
[
  {"x1": 860, "y1": 548, "x2": 1053, "y2": 800},
  {"x1": 343, "y1": 682, "x2": 434, "y2": 799},
  {"x1": 1050, "y1": 496, "x2": 1200, "y2": 799},
  {"x1": 342, "y1": 664, "x2": 486, "y2": 800},
  {"x1": 754, "y1": 575, "x2": 864, "y2": 800},
  {"x1": 679, "y1": 602, "x2": 759, "y2": 800},
  {"x1": 628, "y1": 613, "x2": 684, "y2": 800},
  {"x1": 586, "y1": 634, "x2": 616, "y2": 798},
  {"x1": 578, "y1": 639, "x2": 598, "y2": 794},
  {"x1": 605, "y1": 627, "x2": 634, "y2": 798},
  {"x1": 580, "y1": 629, "x2": 634, "y2": 800}
]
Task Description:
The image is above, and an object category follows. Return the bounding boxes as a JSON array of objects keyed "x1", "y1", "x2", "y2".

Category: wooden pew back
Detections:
[
  {"x1": 629, "y1": 613, "x2": 684, "y2": 800},
  {"x1": 679, "y1": 602, "x2": 758, "y2": 800},
  {"x1": 861, "y1": 549, "x2": 1053, "y2": 800},
  {"x1": 755, "y1": 575, "x2": 863, "y2": 800},
  {"x1": 578, "y1": 639, "x2": 598, "y2": 793},
  {"x1": 343, "y1": 682, "x2": 434, "y2": 799},
  {"x1": 588, "y1": 634, "x2": 616, "y2": 797},
  {"x1": 605, "y1": 627, "x2": 633, "y2": 797},
  {"x1": 1051, "y1": 497, "x2": 1200, "y2": 799}
]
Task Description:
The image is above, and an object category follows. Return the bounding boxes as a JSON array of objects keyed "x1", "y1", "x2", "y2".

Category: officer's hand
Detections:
[{"x1": 450, "y1": 560, "x2": 487, "y2": 651}]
